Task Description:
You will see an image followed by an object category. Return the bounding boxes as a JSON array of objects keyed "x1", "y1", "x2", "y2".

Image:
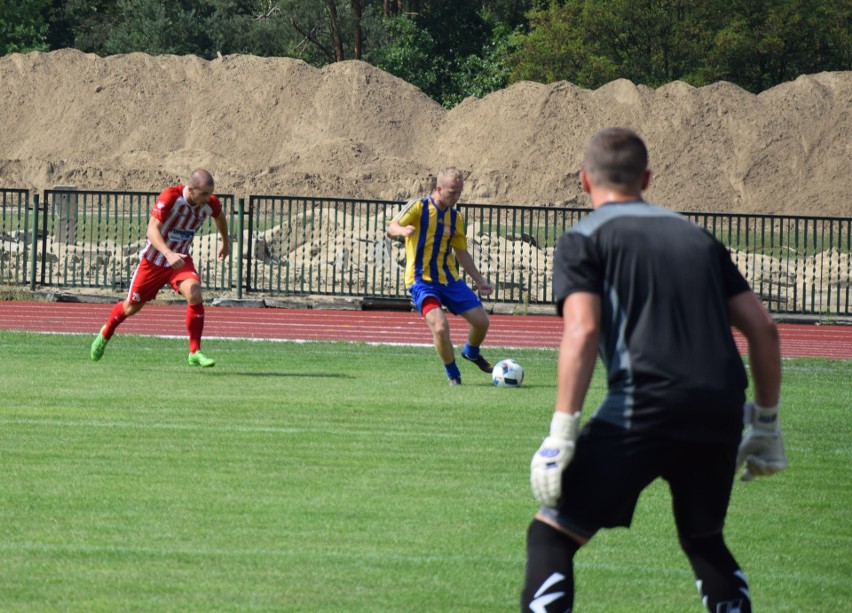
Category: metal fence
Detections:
[
  {"x1": 684, "y1": 212, "x2": 851, "y2": 316},
  {"x1": 2, "y1": 187, "x2": 850, "y2": 315},
  {"x1": 1, "y1": 189, "x2": 236, "y2": 292},
  {"x1": 0, "y1": 188, "x2": 32, "y2": 287}
]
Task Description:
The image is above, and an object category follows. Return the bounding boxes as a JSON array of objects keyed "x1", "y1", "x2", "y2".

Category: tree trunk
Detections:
[
  {"x1": 382, "y1": 1, "x2": 418, "y2": 18},
  {"x1": 289, "y1": 15, "x2": 335, "y2": 63},
  {"x1": 352, "y1": 0, "x2": 363, "y2": 60},
  {"x1": 326, "y1": 0, "x2": 345, "y2": 62}
]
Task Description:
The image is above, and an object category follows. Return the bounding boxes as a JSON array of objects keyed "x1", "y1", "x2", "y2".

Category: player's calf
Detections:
[
  {"x1": 679, "y1": 532, "x2": 751, "y2": 613},
  {"x1": 521, "y1": 520, "x2": 580, "y2": 612}
]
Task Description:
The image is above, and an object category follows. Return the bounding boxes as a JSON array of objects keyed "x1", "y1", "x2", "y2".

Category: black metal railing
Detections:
[
  {"x1": 2, "y1": 187, "x2": 849, "y2": 315},
  {"x1": 0, "y1": 188, "x2": 31, "y2": 287},
  {"x1": 33, "y1": 189, "x2": 236, "y2": 291}
]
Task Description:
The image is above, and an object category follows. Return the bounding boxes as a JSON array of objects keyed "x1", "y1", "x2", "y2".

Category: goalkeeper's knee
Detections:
[{"x1": 679, "y1": 532, "x2": 751, "y2": 613}]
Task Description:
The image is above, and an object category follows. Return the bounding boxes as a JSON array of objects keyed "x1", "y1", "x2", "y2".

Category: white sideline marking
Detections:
[{"x1": 1, "y1": 329, "x2": 550, "y2": 351}]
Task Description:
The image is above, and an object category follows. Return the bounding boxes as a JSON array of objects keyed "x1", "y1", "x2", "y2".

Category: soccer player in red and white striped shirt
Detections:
[{"x1": 90, "y1": 168, "x2": 230, "y2": 367}]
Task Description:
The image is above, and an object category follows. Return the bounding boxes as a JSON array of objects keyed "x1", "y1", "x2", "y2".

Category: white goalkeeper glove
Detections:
[
  {"x1": 737, "y1": 401, "x2": 787, "y2": 482},
  {"x1": 530, "y1": 411, "x2": 582, "y2": 507}
]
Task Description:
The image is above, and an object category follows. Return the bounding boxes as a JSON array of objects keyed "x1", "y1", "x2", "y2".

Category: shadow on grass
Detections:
[{"x1": 212, "y1": 371, "x2": 354, "y2": 379}]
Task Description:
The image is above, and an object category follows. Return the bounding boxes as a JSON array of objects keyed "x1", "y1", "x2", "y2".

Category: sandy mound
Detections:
[{"x1": 0, "y1": 49, "x2": 849, "y2": 217}]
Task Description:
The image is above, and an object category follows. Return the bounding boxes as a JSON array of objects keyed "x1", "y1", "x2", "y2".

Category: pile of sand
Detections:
[{"x1": 0, "y1": 49, "x2": 850, "y2": 217}]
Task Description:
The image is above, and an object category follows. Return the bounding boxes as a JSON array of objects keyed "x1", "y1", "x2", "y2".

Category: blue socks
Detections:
[
  {"x1": 463, "y1": 342, "x2": 480, "y2": 359},
  {"x1": 445, "y1": 361, "x2": 461, "y2": 379}
]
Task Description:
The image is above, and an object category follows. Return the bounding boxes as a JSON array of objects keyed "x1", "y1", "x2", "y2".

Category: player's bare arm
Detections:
[
  {"x1": 530, "y1": 292, "x2": 598, "y2": 515},
  {"x1": 555, "y1": 291, "x2": 600, "y2": 414},
  {"x1": 387, "y1": 220, "x2": 416, "y2": 238},
  {"x1": 728, "y1": 290, "x2": 781, "y2": 406},
  {"x1": 730, "y1": 290, "x2": 786, "y2": 481},
  {"x1": 454, "y1": 248, "x2": 493, "y2": 295},
  {"x1": 146, "y1": 216, "x2": 186, "y2": 268},
  {"x1": 388, "y1": 199, "x2": 420, "y2": 238},
  {"x1": 214, "y1": 213, "x2": 230, "y2": 261}
]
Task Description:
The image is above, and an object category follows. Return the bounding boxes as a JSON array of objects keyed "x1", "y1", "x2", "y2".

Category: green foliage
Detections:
[
  {"x1": 211, "y1": 1, "x2": 300, "y2": 58},
  {"x1": 0, "y1": 331, "x2": 849, "y2": 610},
  {"x1": 101, "y1": 0, "x2": 205, "y2": 56},
  {"x1": 442, "y1": 13, "x2": 514, "y2": 107},
  {"x1": 508, "y1": 1, "x2": 612, "y2": 86},
  {"x1": 0, "y1": 0, "x2": 51, "y2": 54},
  {"x1": 508, "y1": 0, "x2": 851, "y2": 92},
  {"x1": 509, "y1": 0, "x2": 721, "y2": 88},
  {"x1": 44, "y1": 0, "x2": 311, "y2": 59},
  {"x1": 47, "y1": 0, "x2": 120, "y2": 53},
  {"x1": 700, "y1": 0, "x2": 852, "y2": 92},
  {"x1": 370, "y1": 15, "x2": 440, "y2": 97},
  {"x1": 1, "y1": 0, "x2": 847, "y2": 102},
  {"x1": 372, "y1": 5, "x2": 513, "y2": 108}
]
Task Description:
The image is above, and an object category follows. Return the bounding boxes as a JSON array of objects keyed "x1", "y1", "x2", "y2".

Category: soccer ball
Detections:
[{"x1": 492, "y1": 359, "x2": 524, "y2": 387}]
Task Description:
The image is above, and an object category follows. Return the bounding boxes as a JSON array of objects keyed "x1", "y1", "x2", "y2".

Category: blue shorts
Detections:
[{"x1": 409, "y1": 279, "x2": 482, "y2": 316}]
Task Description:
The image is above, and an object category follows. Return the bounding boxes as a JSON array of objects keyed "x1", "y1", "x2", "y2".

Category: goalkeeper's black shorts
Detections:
[{"x1": 539, "y1": 420, "x2": 738, "y2": 540}]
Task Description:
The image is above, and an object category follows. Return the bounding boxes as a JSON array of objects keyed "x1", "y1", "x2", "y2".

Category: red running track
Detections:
[{"x1": 0, "y1": 301, "x2": 850, "y2": 359}]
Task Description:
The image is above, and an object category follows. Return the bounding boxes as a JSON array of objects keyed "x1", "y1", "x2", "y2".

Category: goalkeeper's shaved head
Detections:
[{"x1": 583, "y1": 128, "x2": 648, "y2": 193}]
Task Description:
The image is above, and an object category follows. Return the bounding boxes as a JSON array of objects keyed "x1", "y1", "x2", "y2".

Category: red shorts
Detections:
[{"x1": 126, "y1": 257, "x2": 200, "y2": 304}]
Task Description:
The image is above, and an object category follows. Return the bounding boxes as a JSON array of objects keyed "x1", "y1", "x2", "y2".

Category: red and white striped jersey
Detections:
[{"x1": 140, "y1": 185, "x2": 222, "y2": 267}]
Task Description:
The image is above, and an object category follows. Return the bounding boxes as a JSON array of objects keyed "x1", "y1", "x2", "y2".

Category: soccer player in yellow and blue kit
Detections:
[{"x1": 388, "y1": 167, "x2": 494, "y2": 385}]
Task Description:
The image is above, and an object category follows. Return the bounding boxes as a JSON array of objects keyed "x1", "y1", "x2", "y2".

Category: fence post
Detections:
[
  {"x1": 246, "y1": 198, "x2": 254, "y2": 295},
  {"x1": 237, "y1": 198, "x2": 244, "y2": 299},
  {"x1": 29, "y1": 194, "x2": 39, "y2": 290},
  {"x1": 54, "y1": 185, "x2": 78, "y2": 245}
]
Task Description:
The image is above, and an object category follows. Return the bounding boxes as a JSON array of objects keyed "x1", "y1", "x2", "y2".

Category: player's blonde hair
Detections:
[{"x1": 437, "y1": 167, "x2": 465, "y2": 185}]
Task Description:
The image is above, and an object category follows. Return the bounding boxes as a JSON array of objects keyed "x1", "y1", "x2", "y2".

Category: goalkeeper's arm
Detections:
[
  {"x1": 728, "y1": 291, "x2": 781, "y2": 409},
  {"x1": 530, "y1": 292, "x2": 599, "y2": 507},
  {"x1": 728, "y1": 291, "x2": 785, "y2": 481}
]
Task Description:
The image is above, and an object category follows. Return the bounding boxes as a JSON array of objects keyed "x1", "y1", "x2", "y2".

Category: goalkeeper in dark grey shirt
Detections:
[{"x1": 521, "y1": 128, "x2": 787, "y2": 612}]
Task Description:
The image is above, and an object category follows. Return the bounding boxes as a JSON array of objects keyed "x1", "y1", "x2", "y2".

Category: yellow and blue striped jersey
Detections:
[{"x1": 394, "y1": 196, "x2": 468, "y2": 287}]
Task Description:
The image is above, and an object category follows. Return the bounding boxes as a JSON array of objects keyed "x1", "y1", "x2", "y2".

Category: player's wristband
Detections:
[
  {"x1": 750, "y1": 401, "x2": 780, "y2": 431},
  {"x1": 550, "y1": 411, "x2": 581, "y2": 440}
]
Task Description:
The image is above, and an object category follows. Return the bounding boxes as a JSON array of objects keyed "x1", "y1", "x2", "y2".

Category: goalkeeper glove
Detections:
[
  {"x1": 737, "y1": 401, "x2": 787, "y2": 482},
  {"x1": 530, "y1": 411, "x2": 582, "y2": 507}
]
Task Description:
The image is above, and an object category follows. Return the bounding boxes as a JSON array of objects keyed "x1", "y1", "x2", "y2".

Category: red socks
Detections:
[
  {"x1": 102, "y1": 302, "x2": 127, "y2": 339},
  {"x1": 103, "y1": 301, "x2": 206, "y2": 352},
  {"x1": 186, "y1": 303, "x2": 205, "y2": 353}
]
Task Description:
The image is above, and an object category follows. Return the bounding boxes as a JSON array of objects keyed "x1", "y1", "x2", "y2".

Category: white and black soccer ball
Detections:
[{"x1": 492, "y1": 359, "x2": 524, "y2": 387}]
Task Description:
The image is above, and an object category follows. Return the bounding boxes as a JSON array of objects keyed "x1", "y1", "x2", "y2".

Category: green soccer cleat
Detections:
[
  {"x1": 91, "y1": 326, "x2": 109, "y2": 361},
  {"x1": 188, "y1": 351, "x2": 216, "y2": 368}
]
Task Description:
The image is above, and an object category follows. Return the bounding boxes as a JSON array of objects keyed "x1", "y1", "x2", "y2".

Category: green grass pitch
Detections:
[{"x1": 0, "y1": 330, "x2": 849, "y2": 611}]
